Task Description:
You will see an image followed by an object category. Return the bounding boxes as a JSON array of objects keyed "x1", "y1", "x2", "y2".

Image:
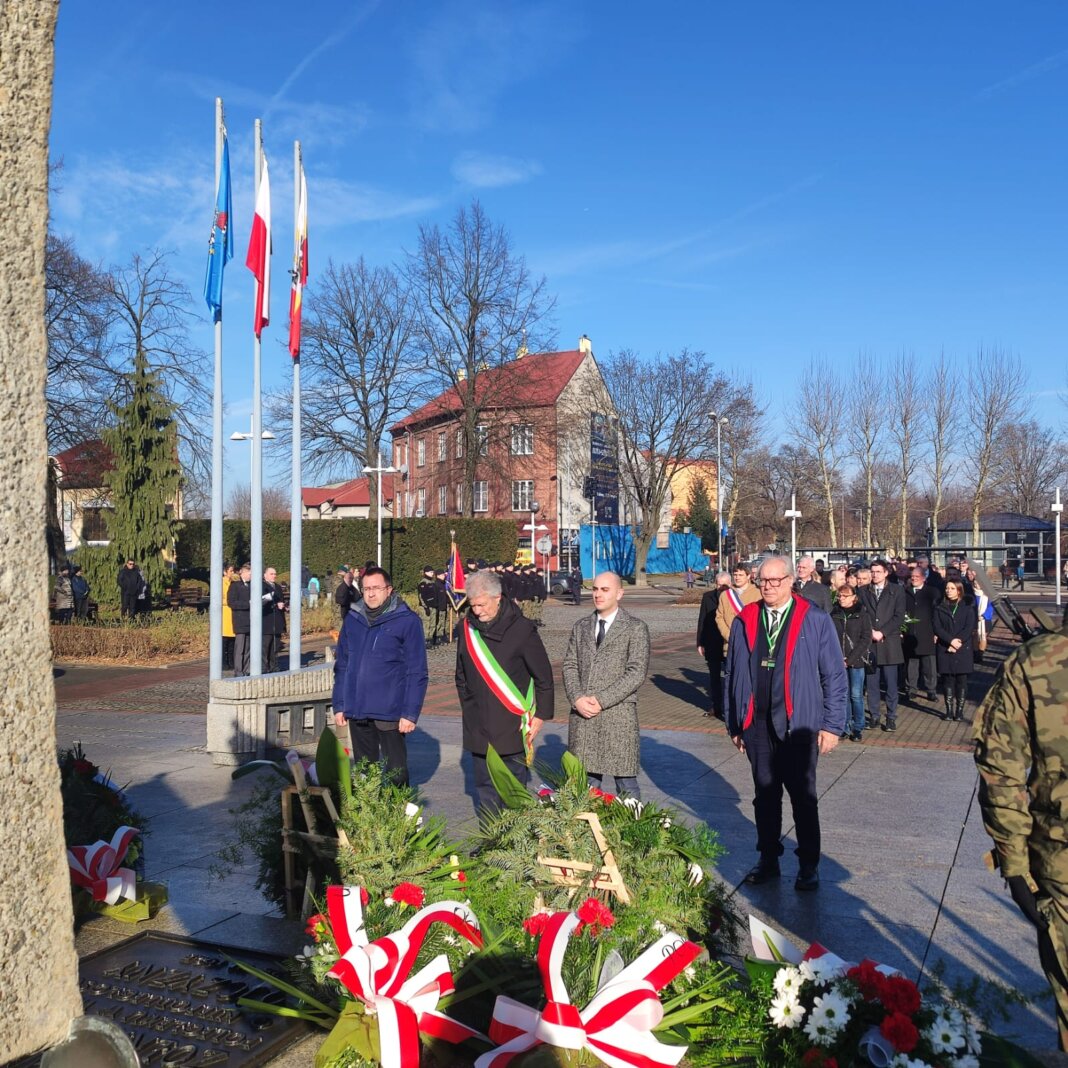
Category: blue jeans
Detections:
[{"x1": 847, "y1": 668, "x2": 866, "y2": 735}]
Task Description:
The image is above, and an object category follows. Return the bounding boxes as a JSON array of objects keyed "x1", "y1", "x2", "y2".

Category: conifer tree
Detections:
[
  {"x1": 687, "y1": 477, "x2": 718, "y2": 551},
  {"x1": 102, "y1": 348, "x2": 181, "y2": 599}
]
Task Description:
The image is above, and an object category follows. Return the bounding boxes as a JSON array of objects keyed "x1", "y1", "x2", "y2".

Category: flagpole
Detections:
[
  {"x1": 289, "y1": 140, "x2": 303, "y2": 673},
  {"x1": 250, "y1": 118, "x2": 264, "y2": 677},
  {"x1": 209, "y1": 97, "x2": 225, "y2": 682}
]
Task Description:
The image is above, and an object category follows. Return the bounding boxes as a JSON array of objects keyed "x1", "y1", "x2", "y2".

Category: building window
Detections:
[
  {"x1": 511, "y1": 423, "x2": 534, "y2": 455},
  {"x1": 512, "y1": 480, "x2": 535, "y2": 512},
  {"x1": 473, "y1": 481, "x2": 488, "y2": 513},
  {"x1": 455, "y1": 483, "x2": 464, "y2": 513},
  {"x1": 416, "y1": 437, "x2": 426, "y2": 467},
  {"x1": 81, "y1": 507, "x2": 112, "y2": 542},
  {"x1": 417, "y1": 488, "x2": 426, "y2": 516},
  {"x1": 438, "y1": 431, "x2": 447, "y2": 462},
  {"x1": 475, "y1": 424, "x2": 488, "y2": 456},
  {"x1": 456, "y1": 429, "x2": 464, "y2": 458},
  {"x1": 438, "y1": 485, "x2": 447, "y2": 514}
]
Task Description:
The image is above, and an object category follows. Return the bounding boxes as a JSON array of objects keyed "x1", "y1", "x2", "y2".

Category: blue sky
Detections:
[{"x1": 50, "y1": 2, "x2": 1068, "y2": 488}]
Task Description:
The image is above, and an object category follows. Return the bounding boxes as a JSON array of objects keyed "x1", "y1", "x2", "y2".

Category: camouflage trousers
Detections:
[{"x1": 1037, "y1": 881, "x2": 1068, "y2": 1051}]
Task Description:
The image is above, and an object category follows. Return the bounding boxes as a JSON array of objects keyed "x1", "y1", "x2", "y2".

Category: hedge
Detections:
[{"x1": 175, "y1": 517, "x2": 519, "y2": 593}]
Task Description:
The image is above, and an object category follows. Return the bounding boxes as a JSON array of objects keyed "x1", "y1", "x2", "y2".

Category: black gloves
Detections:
[{"x1": 1008, "y1": 874, "x2": 1045, "y2": 929}]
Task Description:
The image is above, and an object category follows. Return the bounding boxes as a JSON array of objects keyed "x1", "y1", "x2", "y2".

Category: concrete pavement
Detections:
[{"x1": 55, "y1": 593, "x2": 1062, "y2": 1058}]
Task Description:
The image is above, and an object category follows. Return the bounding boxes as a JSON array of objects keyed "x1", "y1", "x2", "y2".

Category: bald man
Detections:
[{"x1": 563, "y1": 572, "x2": 651, "y2": 798}]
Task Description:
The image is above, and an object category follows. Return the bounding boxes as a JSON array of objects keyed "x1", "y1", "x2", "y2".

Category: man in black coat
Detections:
[
  {"x1": 902, "y1": 564, "x2": 940, "y2": 701},
  {"x1": 117, "y1": 559, "x2": 143, "y2": 618},
  {"x1": 455, "y1": 569, "x2": 554, "y2": 815},
  {"x1": 697, "y1": 571, "x2": 730, "y2": 718},
  {"x1": 570, "y1": 564, "x2": 583, "y2": 605},
  {"x1": 227, "y1": 563, "x2": 252, "y2": 675},
  {"x1": 859, "y1": 559, "x2": 907, "y2": 732},
  {"x1": 261, "y1": 566, "x2": 287, "y2": 672},
  {"x1": 795, "y1": 556, "x2": 832, "y2": 614},
  {"x1": 334, "y1": 565, "x2": 358, "y2": 623}
]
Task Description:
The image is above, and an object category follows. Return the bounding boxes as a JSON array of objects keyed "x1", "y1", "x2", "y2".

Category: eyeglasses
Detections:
[
  {"x1": 361, "y1": 585, "x2": 390, "y2": 593},
  {"x1": 759, "y1": 576, "x2": 789, "y2": 587}
]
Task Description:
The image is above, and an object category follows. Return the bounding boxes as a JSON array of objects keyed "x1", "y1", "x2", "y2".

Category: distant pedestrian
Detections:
[
  {"x1": 221, "y1": 563, "x2": 235, "y2": 669},
  {"x1": 54, "y1": 564, "x2": 74, "y2": 624},
  {"x1": 685, "y1": 566, "x2": 696, "y2": 590},
  {"x1": 117, "y1": 558, "x2": 142, "y2": 618},
  {"x1": 932, "y1": 578, "x2": 977, "y2": 722},
  {"x1": 306, "y1": 574, "x2": 320, "y2": 609},
  {"x1": 570, "y1": 565, "x2": 583, "y2": 605},
  {"x1": 1014, "y1": 562, "x2": 1026, "y2": 591},
  {"x1": 335, "y1": 565, "x2": 358, "y2": 622},
  {"x1": 1000, "y1": 560, "x2": 1012, "y2": 590},
  {"x1": 227, "y1": 563, "x2": 252, "y2": 675},
  {"x1": 261, "y1": 566, "x2": 287, "y2": 673},
  {"x1": 70, "y1": 564, "x2": 90, "y2": 619}
]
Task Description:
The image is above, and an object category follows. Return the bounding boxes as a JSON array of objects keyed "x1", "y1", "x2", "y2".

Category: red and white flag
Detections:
[
  {"x1": 246, "y1": 154, "x2": 271, "y2": 338},
  {"x1": 288, "y1": 162, "x2": 308, "y2": 358}
]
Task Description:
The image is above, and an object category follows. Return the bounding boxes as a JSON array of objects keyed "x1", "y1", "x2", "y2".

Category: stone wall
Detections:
[{"x1": 0, "y1": 2, "x2": 82, "y2": 1061}]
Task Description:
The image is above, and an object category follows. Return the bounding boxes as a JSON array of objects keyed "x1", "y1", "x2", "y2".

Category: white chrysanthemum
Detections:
[
  {"x1": 952, "y1": 1056, "x2": 979, "y2": 1068},
  {"x1": 799, "y1": 955, "x2": 844, "y2": 986},
  {"x1": 623, "y1": 797, "x2": 645, "y2": 816},
  {"x1": 768, "y1": 993, "x2": 805, "y2": 1029},
  {"x1": 384, "y1": 896, "x2": 396, "y2": 907},
  {"x1": 803, "y1": 1013, "x2": 836, "y2": 1046},
  {"x1": 810, "y1": 991, "x2": 851, "y2": 1033},
  {"x1": 687, "y1": 862, "x2": 704, "y2": 886},
  {"x1": 890, "y1": 1056, "x2": 930, "y2": 1068},
  {"x1": 660, "y1": 815, "x2": 673, "y2": 829},
  {"x1": 295, "y1": 944, "x2": 317, "y2": 961},
  {"x1": 404, "y1": 802, "x2": 420, "y2": 818},
  {"x1": 773, "y1": 965, "x2": 803, "y2": 995},
  {"x1": 653, "y1": 920, "x2": 669, "y2": 935},
  {"x1": 925, "y1": 1019, "x2": 965, "y2": 1054},
  {"x1": 962, "y1": 1017, "x2": 982, "y2": 1055},
  {"x1": 683, "y1": 966, "x2": 696, "y2": 981}
]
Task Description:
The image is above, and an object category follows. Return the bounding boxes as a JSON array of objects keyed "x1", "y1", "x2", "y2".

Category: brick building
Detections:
[
  {"x1": 301, "y1": 475, "x2": 396, "y2": 520},
  {"x1": 389, "y1": 339, "x2": 614, "y2": 567}
]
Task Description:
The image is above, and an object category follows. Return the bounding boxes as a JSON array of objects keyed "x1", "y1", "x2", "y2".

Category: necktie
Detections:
[
  {"x1": 769, "y1": 609, "x2": 779, "y2": 631},
  {"x1": 874, "y1": 586, "x2": 882, "y2": 601},
  {"x1": 596, "y1": 618, "x2": 606, "y2": 648}
]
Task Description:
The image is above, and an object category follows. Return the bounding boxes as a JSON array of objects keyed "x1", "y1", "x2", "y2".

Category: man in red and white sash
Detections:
[
  {"x1": 715, "y1": 563, "x2": 761, "y2": 659},
  {"x1": 455, "y1": 570, "x2": 554, "y2": 815}
]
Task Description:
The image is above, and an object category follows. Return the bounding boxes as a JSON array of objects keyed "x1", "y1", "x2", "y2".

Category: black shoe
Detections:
[
  {"x1": 701, "y1": 710, "x2": 717, "y2": 718},
  {"x1": 926, "y1": 692, "x2": 938, "y2": 701},
  {"x1": 869, "y1": 718, "x2": 881, "y2": 731},
  {"x1": 851, "y1": 731, "x2": 863, "y2": 742},
  {"x1": 795, "y1": 866, "x2": 820, "y2": 892},
  {"x1": 884, "y1": 721, "x2": 897, "y2": 733},
  {"x1": 744, "y1": 860, "x2": 781, "y2": 885}
]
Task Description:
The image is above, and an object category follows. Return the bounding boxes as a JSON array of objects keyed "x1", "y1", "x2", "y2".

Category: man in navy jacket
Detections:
[
  {"x1": 726, "y1": 556, "x2": 846, "y2": 891},
  {"x1": 332, "y1": 567, "x2": 428, "y2": 787}
]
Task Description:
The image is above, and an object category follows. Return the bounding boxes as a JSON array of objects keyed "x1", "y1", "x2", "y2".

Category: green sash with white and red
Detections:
[{"x1": 462, "y1": 619, "x2": 536, "y2": 765}]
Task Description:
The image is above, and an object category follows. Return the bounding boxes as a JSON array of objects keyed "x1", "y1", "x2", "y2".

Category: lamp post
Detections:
[
  {"x1": 709, "y1": 412, "x2": 729, "y2": 565},
  {"x1": 362, "y1": 463, "x2": 399, "y2": 567},
  {"x1": 1054, "y1": 488, "x2": 1063, "y2": 608},
  {"x1": 785, "y1": 492, "x2": 802, "y2": 567}
]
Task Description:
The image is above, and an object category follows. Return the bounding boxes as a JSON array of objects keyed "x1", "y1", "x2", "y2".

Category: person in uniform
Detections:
[{"x1": 974, "y1": 624, "x2": 1068, "y2": 1050}]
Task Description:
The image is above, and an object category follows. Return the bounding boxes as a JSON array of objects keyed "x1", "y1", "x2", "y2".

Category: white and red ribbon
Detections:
[
  {"x1": 325, "y1": 884, "x2": 485, "y2": 1068},
  {"x1": 476, "y1": 910, "x2": 702, "y2": 1068},
  {"x1": 67, "y1": 825, "x2": 140, "y2": 905},
  {"x1": 748, "y1": 915, "x2": 899, "y2": 976}
]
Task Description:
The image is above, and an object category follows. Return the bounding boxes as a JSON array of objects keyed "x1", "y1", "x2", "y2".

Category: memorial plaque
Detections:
[{"x1": 78, "y1": 932, "x2": 309, "y2": 1067}]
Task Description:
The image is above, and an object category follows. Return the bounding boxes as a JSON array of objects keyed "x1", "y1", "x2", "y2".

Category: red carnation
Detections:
[
  {"x1": 879, "y1": 975, "x2": 921, "y2": 1016},
  {"x1": 589, "y1": 787, "x2": 604, "y2": 799},
  {"x1": 601, "y1": 792, "x2": 616, "y2": 804},
  {"x1": 801, "y1": 1050, "x2": 838, "y2": 1068},
  {"x1": 575, "y1": 897, "x2": 615, "y2": 937},
  {"x1": 880, "y1": 1011, "x2": 919, "y2": 1054},
  {"x1": 456, "y1": 871, "x2": 467, "y2": 883},
  {"x1": 847, "y1": 960, "x2": 883, "y2": 1001},
  {"x1": 391, "y1": 882, "x2": 425, "y2": 908},
  {"x1": 523, "y1": 912, "x2": 550, "y2": 938},
  {"x1": 305, "y1": 913, "x2": 327, "y2": 942}
]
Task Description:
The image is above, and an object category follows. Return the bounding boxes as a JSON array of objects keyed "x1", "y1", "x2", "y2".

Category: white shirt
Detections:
[{"x1": 593, "y1": 608, "x2": 619, "y2": 640}]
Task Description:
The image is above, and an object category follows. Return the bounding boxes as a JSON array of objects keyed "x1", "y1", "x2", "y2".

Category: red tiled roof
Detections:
[
  {"x1": 52, "y1": 439, "x2": 115, "y2": 489},
  {"x1": 302, "y1": 476, "x2": 395, "y2": 509},
  {"x1": 390, "y1": 349, "x2": 587, "y2": 434}
]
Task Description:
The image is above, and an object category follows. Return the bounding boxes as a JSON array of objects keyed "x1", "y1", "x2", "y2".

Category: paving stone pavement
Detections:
[{"x1": 54, "y1": 591, "x2": 1065, "y2": 1060}]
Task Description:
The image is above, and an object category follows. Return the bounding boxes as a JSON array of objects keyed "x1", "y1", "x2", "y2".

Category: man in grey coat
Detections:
[{"x1": 563, "y1": 571, "x2": 651, "y2": 798}]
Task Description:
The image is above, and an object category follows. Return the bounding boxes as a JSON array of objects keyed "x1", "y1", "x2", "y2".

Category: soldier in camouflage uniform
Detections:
[{"x1": 974, "y1": 627, "x2": 1068, "y2": 1050}]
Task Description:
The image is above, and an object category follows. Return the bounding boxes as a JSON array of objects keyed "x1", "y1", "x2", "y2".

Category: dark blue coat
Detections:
[
  {"x1": 332, "y1": 596, "x2": 428, "y2": 723},
  {"x1": 725, "y1": 593, "x2": 847, "y2": 740}
]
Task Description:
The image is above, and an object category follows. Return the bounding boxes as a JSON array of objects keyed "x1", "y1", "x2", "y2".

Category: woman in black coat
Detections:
[{"x1": 931, "y1": 579, "x2": 977, "y2": 722}]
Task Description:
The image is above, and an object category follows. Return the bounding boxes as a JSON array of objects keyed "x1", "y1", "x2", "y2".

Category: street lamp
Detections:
[
  {"x1": 362, "y1": 463, "x2": 399, "y2": 567},
  {"x1": 709, "y1": 412, "x2": 729, "y2": 565},
  {"x1": 1053, "y1": 488, "x2": 1063, "y2": 608},
  {"x1": 785, "y1": 492, "x2": 802, "y2": 567}
]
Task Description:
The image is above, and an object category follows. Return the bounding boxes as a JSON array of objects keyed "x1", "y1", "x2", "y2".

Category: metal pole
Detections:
[
  {"x1": 250, "y1": 119, "x2": 264, "y2": 677},
  {"x1": 785, "y1": 492, "x2": 802, "y2": 567},
  {"x1": 715, "y1": 416, "x2": 722, "y2": 565},
  {"x1": 376, "y1": 470, "x2": 384, "y2": 566},
  {"x1": 288, "y1": 140, "x2": 302, "y2": 672},
  {"x1": 1054, "y1": 487, "x2": 1063, "y2": 609},
  {"x1": 209, "y1": 97, "x2": 224, "y2": 682}
]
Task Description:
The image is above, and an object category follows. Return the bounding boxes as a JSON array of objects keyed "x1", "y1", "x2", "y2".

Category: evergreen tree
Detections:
[
  {"x1": 687, "y1": 477, "x2": 718, "y2": 551},
  {"x1": 102, "y1": 348, "x2": 181, "y2": 600}
]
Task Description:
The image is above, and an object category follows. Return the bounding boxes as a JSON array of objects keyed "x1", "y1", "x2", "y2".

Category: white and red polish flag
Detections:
[
  {"x1": 288, "y1": 162, "x2": 308, "y2": 358},
  {"x1": 245, "y1": 154, "x2": 272, "y2": 338}
]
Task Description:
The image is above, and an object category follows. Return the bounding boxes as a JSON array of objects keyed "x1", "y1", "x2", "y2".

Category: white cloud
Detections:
[
  {"x1": 451, "y1": 151, "x2": 543, "y2": 188},
  {"x1": 975, "y1": 48, "x2": 1068, "y2": 101},
  {"x1": 313, "y1": 176, "x2": 439, "y2": 227}
]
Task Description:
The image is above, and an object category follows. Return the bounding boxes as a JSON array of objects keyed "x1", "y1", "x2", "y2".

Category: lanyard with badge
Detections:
[{"x1": 761, "y1": 602, "x2": 791, "y2": 670}]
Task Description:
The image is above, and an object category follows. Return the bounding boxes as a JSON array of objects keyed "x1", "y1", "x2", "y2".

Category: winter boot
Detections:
[{"x1": 942, "y1": 692, "x2": 953, "y2": 721}]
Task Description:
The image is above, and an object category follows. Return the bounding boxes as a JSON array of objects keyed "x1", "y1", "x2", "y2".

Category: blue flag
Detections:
[{"x1": 203, "y1": 137, "x2": 234, "y2": 322}]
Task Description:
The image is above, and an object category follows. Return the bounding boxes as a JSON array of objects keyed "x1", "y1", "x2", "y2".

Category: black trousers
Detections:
[
  {"x1": 746, "y1": 712, "x2": 821, "y2": 867},
  {"x1": 263, "y1": 633, "x2": 280, "y2": 673},
  {"x1": 232, "y1": 632, "x2": 250, "y2": 675},
  {"x1": 471, "y1": 751, "x2": 529, "y2": 817},
  {"x1": 705, "y1": 655, "x2": 723, "y2": 713},
  {"x1": 904, "y1": 653, "x2": 936, "y2": 694},
  {"x1": 348, "y1": 719, "x2": 408, "y2": 787},
  {"x1": 120, "y1": 592, "x2": 138, "y2": 617}
]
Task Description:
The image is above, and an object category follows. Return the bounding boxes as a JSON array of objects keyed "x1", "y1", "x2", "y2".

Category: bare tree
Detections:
[
  {"x1": 105, "y1": 250, "x2": 211, "y2": 494},
  {"x1": 720, "y1": 379, "x2": 767, "y2": 537},
  {"x1": 889, "y1": 350, "x2": 924, "y2": 550},
  {"x1": 734, "y1": 442, "x2": 822, "y2": 553},
  {"x1": 45, "y1": 233, "x2": 116, "y2": 449},
  {"x1": 226, "y1": 482, "x2": 291, "y2": 519},
  {"x1": 846, "y1": 351, "x2": 881, "y2": 546},
  {"x1": 405, "y1": 200, "x2": 555, "y2": 516},
  {"x1": 268, "y1": 259, "x2": 421, "y2": 520},
  {"x1": 992, "y1": 420, "x2": 1068, "y2": 515},
  {"x1": 924, "y1": 351, "x2": 958, "y2": 547},
  {"x1": 966, "y1": 347, "x2": 1026, "y2": 544},
  {"x1": 793, "y1": 358, "x2": 843, "y2": 545},
  {"x1": 603, "y1": 349, "x2": 731, "y2": 585}
]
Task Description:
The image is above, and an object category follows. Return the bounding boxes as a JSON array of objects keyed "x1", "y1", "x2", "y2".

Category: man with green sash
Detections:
[{"x1": 455, "y1": 569, "x2": 554, "y2": 815}]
